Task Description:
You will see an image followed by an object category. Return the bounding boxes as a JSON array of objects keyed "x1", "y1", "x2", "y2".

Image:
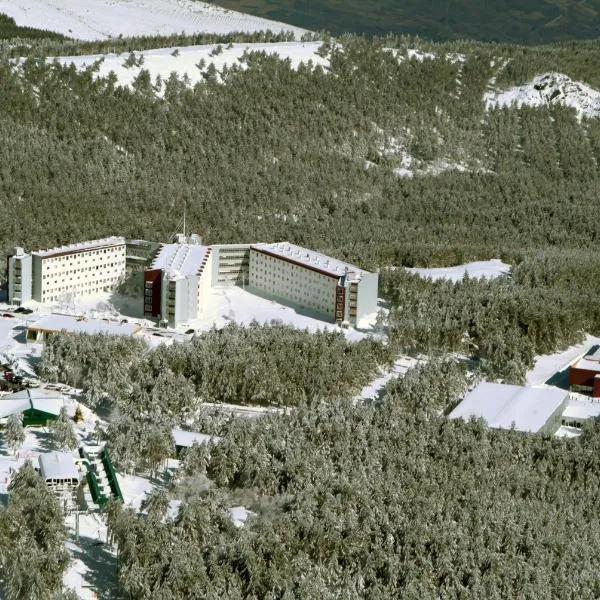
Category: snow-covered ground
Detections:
[
  {"x1": 405, "y1": 259, "x2": 511, "y2": 283},
  {"x1": 47, "y1": 41, "x2": 328, "y2": 90},
  {"x1": 356, "y1": 356, "x2": 420, "y2": 401},
  {"x1": 526, "y1": 334, "x2": 600, "y2": 386},
  {"x1": 186, "y1": 285, "x2": 377, "y2": 342},
  {"x1": 0, "y1": 0, "x2": 306, "y2": 41},
  {"x1": 484, "y1": 73, "x2": 600, "y2": 120}
]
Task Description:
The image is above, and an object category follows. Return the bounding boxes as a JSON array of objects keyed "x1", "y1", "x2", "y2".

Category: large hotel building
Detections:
[{"x1": 8, "y1": 236, "x2": 378, "y2": 328}]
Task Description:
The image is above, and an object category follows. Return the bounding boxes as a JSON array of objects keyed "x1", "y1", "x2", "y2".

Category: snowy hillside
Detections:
[
  {"x1": 485, "y1": 73, "x2": 600, "y2": 120},
  {"x1": 0, "y1": 0, "x2": 307, "y2": 41},
  {"x1": 48, "y1": 42, "x2": 328, "y2": 89}
]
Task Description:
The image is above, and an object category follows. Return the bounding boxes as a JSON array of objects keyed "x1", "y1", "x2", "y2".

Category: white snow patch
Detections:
[
  {"x1": 356, "y1": 356, "x2": 419, "y2": 401},
  {"x1": 484, "y1": 73, "x2": 600, "y2": 120},
  {"x1": 0, "y1": 0, "x2": 306, "y2": 41},
  {"x1": 405, "y1": 259, "x2": 511, "y2": 283},
  {"x1": 45, "y1": 42, "x2": 328, "y2": 90},
  {"x1": 230, "y1": 505, "x2": 253, "y2": 527}
]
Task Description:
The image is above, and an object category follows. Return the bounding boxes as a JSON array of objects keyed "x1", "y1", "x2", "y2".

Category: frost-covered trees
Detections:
[
  {"x1": 3, "y1": 413, "x2": 25, "y2": 455},
  {"x1": 0, "y1": 462, "x2": 70, "y2": 600},
  {"x1": 52, "y1": 407, "x2": 78, "y2": 450}
]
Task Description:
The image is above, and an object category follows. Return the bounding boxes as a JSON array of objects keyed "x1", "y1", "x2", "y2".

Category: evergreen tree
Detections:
[
  {"x1": 0, "y1": 462, "x2": 70, "y2": 600},
  {"x1": 51, "y1": 407, "x2": 78, "y2": 451},
  {"x1": 3, "y1": 413, "x2": 25, "y2": 455}
]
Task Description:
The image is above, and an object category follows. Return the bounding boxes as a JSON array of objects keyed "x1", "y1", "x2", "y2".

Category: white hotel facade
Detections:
[
  {"x1": 7, "y1": 237, "x2": 126, "y2": 305},
  {"x1": 8, "y1": 235, "x2": 378, "y2": 328}
]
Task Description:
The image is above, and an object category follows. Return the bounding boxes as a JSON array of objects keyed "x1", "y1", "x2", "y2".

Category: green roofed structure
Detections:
[{"x1": 0, "y1": 388, "x2": 63, "y2": 426}]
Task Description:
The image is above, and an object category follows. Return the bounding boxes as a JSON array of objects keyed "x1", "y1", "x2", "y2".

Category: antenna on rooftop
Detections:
[{"x1": 183, "y1": 199, "x2": 187, "y2": 239}]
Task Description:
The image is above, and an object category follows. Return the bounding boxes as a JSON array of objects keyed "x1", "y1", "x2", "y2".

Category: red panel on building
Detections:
[
  {"x1": 143, "y1": 269, "x2": 162, "y2": 317},
  {"x1": 569, "y1": 366, "x2": 599, "y2": 390}
]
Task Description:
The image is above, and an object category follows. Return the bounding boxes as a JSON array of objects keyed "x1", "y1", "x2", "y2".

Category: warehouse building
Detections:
[
  {"x1": 7, "y1": 237, "x2": 127, "y2": 304},
  {"x1": 144, "y1": 235, "x2": 213, "y2": 327},
  {"x1": 249, "y1": 242, "x2": 378, "y2": 326},
  {"x1": 449, "y1": 382, "x2": 569, "y2": 434}
]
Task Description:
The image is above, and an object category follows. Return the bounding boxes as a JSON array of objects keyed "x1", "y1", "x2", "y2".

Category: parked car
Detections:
[
  {"x1": 185, "y1": 328, "x2": 195, "y2": 335},
  {"x1": 2, "y1": 313, "x2": 14, "y2": 318},
  {"x1": 14, "y1": 307, "x2": 32, "y2": 314}
]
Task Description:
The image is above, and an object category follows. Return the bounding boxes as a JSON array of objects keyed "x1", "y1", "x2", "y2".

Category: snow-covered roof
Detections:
[
  {"x1": 230, "y1": 505, "x2": 253, "y2": 528},
  {"x1": 28, "y1": 314, "x2": 142, "y2": 337},
  {"x1": 0, "y1": 398, "x2": 30, "y2": 418},
  {"x1": 449, "y1": 382, "x2": 568, "y2": 433},
  {"x1": 572, "y1": 356, "x2": 600, "y2": 373},
  {"x1": 151, "y1": 244, "x2": 211, "y2": 279},
  {"x1": 0, "y1": 388, "x2": 63, "y2": 417},
  {"x1": 32, "y1": 236, "x2": 125, "y2": 258},
  {"x1": 38, "y1": 452, "x2": 79, "y2": 481},
  {"x1": 172, "y1": 428, "x2": 221, "y2": 448},
  {"x1": 252, "y1": 242, "x2": 371, "y2": 280},
  {"x1": 562, "y1": 398, "x2": 600, "y2": 421}
]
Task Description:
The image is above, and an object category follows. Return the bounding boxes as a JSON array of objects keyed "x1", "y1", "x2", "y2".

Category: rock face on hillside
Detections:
[{"x1": 485, "y1": 73, "x2": 600, "y2": 120}]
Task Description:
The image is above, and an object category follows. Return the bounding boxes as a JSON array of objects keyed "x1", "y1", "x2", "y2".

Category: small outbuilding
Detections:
[
  {"x1": 0, "y1": 388, "x2": 64, "y2": 426},
  {"x1": 172, "y1": 428, "x2": 221, "y2": 457},
  {"x1": 26, "y1": 313, "x2": 143, "y2": 343},
  {"x1": 449, "y1": 381, "x2": 569, "y2": 434},
  {"x1": 38, "y1": 452, "x2": 80, "y2": 493}
]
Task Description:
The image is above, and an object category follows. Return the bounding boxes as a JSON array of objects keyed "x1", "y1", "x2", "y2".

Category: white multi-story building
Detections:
[
  {"x1": 7, "y1": 237, "x2": 127, "y2": 304},
  {"x1": 7, "y1": 247, "x2": 32, "y2": 306},
  {"x1": 249, "y1": 242, "x2": 378, "y2": 326},
  {"x1": 144, "y1": 235, "x2": 212, "y2": 326}
]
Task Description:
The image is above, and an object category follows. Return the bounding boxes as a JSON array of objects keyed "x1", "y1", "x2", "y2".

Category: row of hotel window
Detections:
[
  {"x1": 41, "y1": 248, "x2": 124, "y2": 262},
  {"x1": 42, "y1": 265, "x2": 123, "y2": 278}
]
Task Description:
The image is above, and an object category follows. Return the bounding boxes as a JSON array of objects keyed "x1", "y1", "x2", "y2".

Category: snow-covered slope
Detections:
[
  {"x1": 48, "y1": 42, "x2": 328, "y2": 89},
  {"x1": 0, "y1": 0, "x2": 307, "y2": 41},
  {"x1": 405, "y1": 259, "x2": 511, "y2": 282},
  {"x1": 485, "y1": 73, "x2": 600, "y2": 120}
]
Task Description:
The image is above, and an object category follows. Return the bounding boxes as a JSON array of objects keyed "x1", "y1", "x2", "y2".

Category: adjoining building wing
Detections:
[
  {"x1": 449, "y1": 381, "x2": 569, "y2": 434},
  {"x1": 7, "y1": 237, "x2": 127, "y2": 305},
  {"x1": 144, "y1": 237, "x2": 212, "y2": 327},
  {"x1": 249, "y1": 242, "x2": 378, "y2": 326}
]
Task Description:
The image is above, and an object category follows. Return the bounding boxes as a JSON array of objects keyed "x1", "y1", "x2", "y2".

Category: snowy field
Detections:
[
  {"x1": 48, "y1": 41, "x2": 328, "y2": 90},
  {"x1": 405, "y1": 259, "x2": 511, "y2": 283},
  {"x1": 484, "y1": 72, "x2": 600, "y2": 120},
  {"x1": 0, "y1": 0, "x2": 306, "y2": 41},
  {"x1": 188, "y1": 285, "x2": 378, "y2": 342},
  {"x1": 356, "y1": 356, "x2": 420, "y2": 402}
]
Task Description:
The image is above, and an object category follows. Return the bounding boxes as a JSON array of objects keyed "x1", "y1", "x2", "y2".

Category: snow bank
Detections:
[
  {"x1": 0, "y1": 0, "x2": 306, "y2": 41},
  {"x1": 48, "y1": 42, "x2": 328, "y2": 90},
  {"x1": 484, "y1": 73, "x2": 600, "y2": 120},
  {"x1": 405, "y1": 259, "x2": 511, "y2": 283}
]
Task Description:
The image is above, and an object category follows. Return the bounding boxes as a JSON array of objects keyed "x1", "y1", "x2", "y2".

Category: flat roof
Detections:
[
  {"x1": 32, "y1": 236, "x2": 126, "y2": 258},
  {"x1": 172, "y1": 428, "x2": 221, "y2": 447},
  {"x1": 151, "y1": 243, "x2": 211, "y2": 278},
  {"x1": 449, "y1": 382, "x2": 568, "y2": 433},
  {"x1": 38, "y1": 452, "x2": 79, "y2": 480},
  {"x1": 572, "y1": 356, "x2": 600, "y2": 373},
  {"x1": 251, "y1": 242, "x2": 370, "y2": 280},
  {"x1": 28, "y1": 314, "x2": 142, "y2": 337},
  {"x1": 562, "y1": 398, "x2": 600, "y2": 421}
]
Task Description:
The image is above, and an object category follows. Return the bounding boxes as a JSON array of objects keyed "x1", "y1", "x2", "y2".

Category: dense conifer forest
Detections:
[{"x1": 3, "y1": 29, "x2": 600, "y2": 598}]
